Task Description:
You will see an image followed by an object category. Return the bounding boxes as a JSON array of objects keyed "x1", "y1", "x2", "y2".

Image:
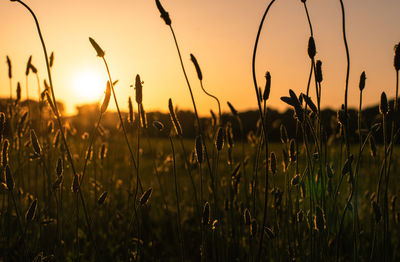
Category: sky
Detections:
[{"x1": 0, "y1": 0, "x2": 400, "y2": 116}]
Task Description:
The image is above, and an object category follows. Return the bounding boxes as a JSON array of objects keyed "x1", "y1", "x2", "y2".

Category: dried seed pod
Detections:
[
  {"x1": 380, "y1": 92, "x2": 388, "y2": 115},
  {"x1": 25, "y1": 199, "x2": 38, "y2": 222},
  {"x1": 140, "y1": 188, "x2": 153, "y2": 205},
  {"x1": 227, "y1": 101, "x2": 238, "y2": 116},
  {"x1": 195, "y1": 136, "x2": 203, "y2": 164},
  {"x1": 202, "y1": 202, "x2": 210, "y2": 225},
  {"x1": 308, "y1": 37, "x2": 316, "y2": 59},
  {"x1": 98, "y1": 191, "x2": 108, "y2": 205},
  {"x1": 5, "y1": 165, "x2": 14, "y2": 191},
  {"x1": 215, "y1": 127, "x2": 224, "y2": 151},
  {"x1": 89, "y1": 37, "x2": 105, "y2": 57},
  {"x1": 270, "y1": 152, "x2": 277, "y2": 175},
  {"x1": 101, "y1": 81, "x2": 111, "y2": 114},
  {"x1": 6, "y1": 56, "x2": 12, "y2": 79},
  {"x1": 263, "y1": 71, "x2": 271, "y2": 101},
  {"x1": 190, "y1": 54, "x2": 202, "y2": 81},
  {"x1": 359, "y1": 71, "x2": 366, "y2": 92},
  {"x1": 16, "y1": 82, "x2": 21, "y2": 103},
  {"x1": 168, "y1": 99, "x2": 182, "y2": 136},
  {"x1": 155, "y1": 0, "x2": 171, "y2": 25},
  {"x1": 30, "y1": 129, "x2": 42, "y2": 156},
  {"x1": 315, "y1": 60, "x2": 323, "y2": 83},
  {"x1": 243, "y1": 208, "x2": 251, "y2": 225}
]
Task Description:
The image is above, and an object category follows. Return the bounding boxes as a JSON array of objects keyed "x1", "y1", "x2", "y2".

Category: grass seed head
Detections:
[
  {"x1": 359, "y1": 71, "x2": 366, "y2": 92},
  {"x1": 190, "y1": 54, "x2": 203, "y2": 81},
  {"x1": 195, "y1": 135, "x2": 203, "y2": 164},
  {"x1": 101, "y1": 81, "x2": 111, "y2": 114},
  {"x1": 25, "y1": 199, "x2": 38, "y2": 222},
  {"x1": 6, "y1": 56, "x2": 12, "y2": 79},
  {"x1": 215, "y1": 126, "x2": 224, "y2": 151},
  {"x1": 26, "y1": 55, "x2": 32, "y2": 76},
  {"x1": 89, "y1": 37, "x2": 105, "y2": 57},
  {"x1": 379, "y1": 92, "x2": 388, "y2": 115},
  {"x1": 100, "y1": 143, "x2": 107, "y2": 160},
  {"x1": 140, "y1": 188, "x2": 153, "y2": 205},
  {"x1": 135, "y1": 74, "x2": 143, "y2": 105},
  {"x1": 316, "y1": 60, "x2": 323, "y2": 83},
  {"x1": 16, "y1": 82, "x2": 21, "y2": 103},
  {"x1": 227, "y1": 101, "x2": 238, "y2": 116},
  {"x1": 155, "y1": 0, "x2": 171, "y2": 25},
  {"x1": 98, "y1": 191, "x2": 108, "y2": 205},
  {"x1": 263, "y1": 71, "x2": 271, "y2": 101},
  {"x1": 202, "y1": 202, "x2": 210, "y2": 225},
  {"x1": 128, "y1": 97, "x2": 134, "y2": 124},
  {"x1": 30, "y1": 129, "x2": 42, "y2": 156},
  {"x1": 308, "y1": 37, "x2": 316, "y2": 59},
  {"x1": 270, "y1": 152, "x2": 277, "y2": 175},
  {"x1": 280, "y1": 124, "x2": 288, "y2": 144},
  {"x1": 168, "y1": 99, "x2": 182, "y2": 136},
  {"x1": 152, "y1": 120, "x2": 165, "y2": 131},
  {"x1": 5, "y1": 165, "x2": 14, "y2": 191},
  {"x1": 139, "y1": 104, "x2": 147, "y2": 128},
  {"x1": 395, "y1": 42, "x2": 400, "y2": 71},
  {"x1": 2, "y1": 139, "x2": 9, "y2": 167},
  {"x1": 49, "y1": 52, "x2": 54, "y2": 67}
]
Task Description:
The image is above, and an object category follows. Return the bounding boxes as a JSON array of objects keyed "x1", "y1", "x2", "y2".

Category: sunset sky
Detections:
[{"x1": 0, "y1": 0, "x2": 399, "y2": 116}]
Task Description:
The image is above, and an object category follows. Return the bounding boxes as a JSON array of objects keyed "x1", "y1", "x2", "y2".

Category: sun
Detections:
[{"x1": 73, "y1": 69, "x2": 106, "y2": 102}]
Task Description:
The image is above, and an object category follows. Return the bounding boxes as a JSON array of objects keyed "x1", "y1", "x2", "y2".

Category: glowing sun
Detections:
[{"x1": 73, "y1": 69, "x2": 105, "y2": 101}]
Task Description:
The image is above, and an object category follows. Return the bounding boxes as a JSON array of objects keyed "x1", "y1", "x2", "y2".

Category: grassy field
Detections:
[{"x1": 1, "y1": 0, "x2": 400, "y2": 261}]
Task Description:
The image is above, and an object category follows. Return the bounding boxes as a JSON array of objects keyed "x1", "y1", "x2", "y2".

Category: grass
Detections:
[{"x1": 1, "y1": 0, "x2": 400, "y2": 261}]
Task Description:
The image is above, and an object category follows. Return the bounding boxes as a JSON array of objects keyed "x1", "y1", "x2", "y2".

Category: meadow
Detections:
[{"x1": 1, "y1": 0, "x2": 400, "y2": 261}]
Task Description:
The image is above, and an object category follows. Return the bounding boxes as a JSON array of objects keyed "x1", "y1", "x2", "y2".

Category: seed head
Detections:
[
  {"x1": 97, "y1": 191, "x2": 108, "y2": 205},
  {"x1": 128, "y1": 97, "x2": 134, "y2": 124},
  {"x1": 168, "y1": 99, "x2": 182, "y2": 136},
  {"x1": 2, "y1": 139, "x2": 9, "y2": 167},
  {"x1": 215, "y1": 127, "x2": 224, "y2": 151},
  {"x1": 315, "y1": 60, "x2": 323, "y2": 83},
  {"x1": 26, "y1": 55, "x2": 32, "y2": 76},
  {"x1": 379, "y1": 92, "x2": 388, "y2": 115},
  {"x1": 139, "y1": 104, "x2": 147, "y2": 128},
  {"x1": 227, "y1": 101, "x2": 238, "y2": 116},
  {"x1": 6, "y1": 56, "x2": 12, "y2": 79},
  {"x1": 270, "y1": 152, "x2": 277, "y2": 175},
  {"x1": 25, "y1": 199, "x2": 38, "y2": 222},
  {"x1": 16, "y1": 82, "x2": 21, "y2": 102},
  {"x1": 49, "y1": 52, "x2": 54, "y2": 67},
  {"x1": 308, "y1": 37, "x2": 316, "y2": 59},
  {"x1": 101, "y1": 81, "x2": 111, "y2": 114},
  {"x1": 30, "y1": 129, "x2": 42, "y2": 156},
  {"x1": 395, "y1": 42, "x2": 400, "y2": 71},
  {"x1": 89, "y1": 37, "x2": 105, "y2": 57},
  {"x1": 195, "y1": 135, "x2": 203, "y2": 164},
  {"x1": 226, "y1": 123, "x2": 234, "y2": 148},
  {"x1": 100, "y1": 143, "x2": 107, "y2": 160},
  {"x1": 140, "y1": 188, "x2": 153, "y2": 205},
  {"x1": 135, "y1": 74, "x2": 143, "y2": 105},
  {"x1": 155, "y1": 0, "x2": 171, "y2": 25},
  {"x1": 72, "y1": 174, "x2": 80, "y2": 193},
  {"x1": 190, "y1": 54, "x2": 203, "y2": 81},
  {"x1": 263, "y1": 71, "x2": 271, "y2": 101},
  {"x1": 359, "y1": 71, "x2": 366, "y2": 92},
  {"x1": 202, "y1": 202, "x2": 210, "y2": 225},
  {"x1": 5, "y1": 165, "x2": 14, "y2": 191}
]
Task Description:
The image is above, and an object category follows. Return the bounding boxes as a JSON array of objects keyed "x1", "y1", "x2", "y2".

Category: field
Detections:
[{"x1": 1, "y1": 0, "x2": 400, "y2": 261}]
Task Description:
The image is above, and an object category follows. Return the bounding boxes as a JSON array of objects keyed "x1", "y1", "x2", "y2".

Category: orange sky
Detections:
[{"x1": 1, "y1": 0, "x2": 400, "y2": 116}]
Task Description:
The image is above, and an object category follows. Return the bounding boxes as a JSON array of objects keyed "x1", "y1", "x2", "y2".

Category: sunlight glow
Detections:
[{"x1": 73, "y1": 69, "x2": 105, "y2": 102}]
